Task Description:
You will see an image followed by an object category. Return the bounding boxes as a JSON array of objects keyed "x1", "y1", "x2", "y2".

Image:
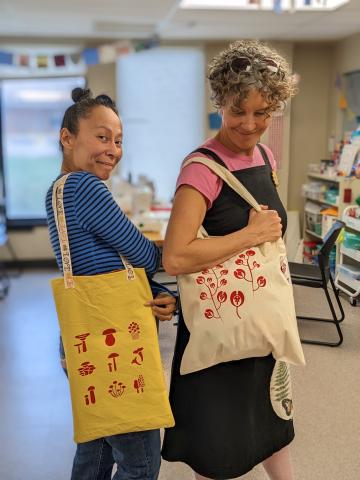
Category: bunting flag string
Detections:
[{"x1": 0, "y1": 38, "x2": 159, "y2": 70}]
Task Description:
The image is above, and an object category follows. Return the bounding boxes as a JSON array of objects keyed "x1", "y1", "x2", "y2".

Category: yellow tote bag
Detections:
[{"x1": 50, "y1": 174, "x2": 174, "y2": 443}]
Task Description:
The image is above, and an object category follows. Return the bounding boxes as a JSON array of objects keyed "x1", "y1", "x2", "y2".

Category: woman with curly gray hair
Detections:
[{"x1": 162, "y1": 40, "x2": 298, "y2": 480}]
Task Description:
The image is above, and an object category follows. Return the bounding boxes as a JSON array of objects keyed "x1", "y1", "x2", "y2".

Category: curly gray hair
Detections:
[{"x1": 208, "y1": 40, "x2": 297, "y2": 112}]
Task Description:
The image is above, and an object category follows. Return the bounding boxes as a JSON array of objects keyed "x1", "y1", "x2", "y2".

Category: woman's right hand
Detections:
[{"x1": 247, "y1": 205, "x2": 282, "y2": 244}]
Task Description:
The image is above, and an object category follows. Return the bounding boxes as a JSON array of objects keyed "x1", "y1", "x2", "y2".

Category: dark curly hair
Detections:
[
  {"x1": 60, "y1": 88, "x2": 119, "y2": 151},
  {"x1": 208, "y1": 40, "x2": 298, "y2": 112}
]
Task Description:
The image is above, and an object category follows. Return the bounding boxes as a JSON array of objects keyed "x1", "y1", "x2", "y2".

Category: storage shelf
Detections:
[
  {"x1": 307, "y1": 173, "x2": 340, "y2": 183},
  {"x1": 341, "y1": 245, "x2": 360, "y2": 263},
  {"x1": 305, "y1": 196, "x2": 339, "y2": 208},
  {"x1": 305, "y1": 229, "x2": 323, "y2": 240},
  {"x1": 336, "y1": 272, "x2": 360, "y2": 292},
  {"x1": 343, "y1": 215, "x2": 360, "y2": 233}
]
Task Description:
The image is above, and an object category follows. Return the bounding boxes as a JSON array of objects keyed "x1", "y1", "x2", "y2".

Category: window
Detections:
[{"x1": 0, "y1": 76, "x2": 85, "y2": 226}]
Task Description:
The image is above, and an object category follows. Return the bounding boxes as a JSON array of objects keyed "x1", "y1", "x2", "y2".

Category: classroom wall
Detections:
[
  {"x1": 328, "y1": 32, "x2": 360, "y2": 143},
  {"x1": 287, "y1": 43, "x2": 333, "y2": 212}
]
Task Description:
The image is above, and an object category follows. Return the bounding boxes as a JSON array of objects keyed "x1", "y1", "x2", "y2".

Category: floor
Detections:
[{"x1": 0, "y1": 269, "x2": 359, "y2": 480}]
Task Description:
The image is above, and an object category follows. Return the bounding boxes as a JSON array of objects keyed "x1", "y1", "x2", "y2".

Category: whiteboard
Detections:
[{"x1": 117, "y1": 47, "x2": 205, "y2": 202}]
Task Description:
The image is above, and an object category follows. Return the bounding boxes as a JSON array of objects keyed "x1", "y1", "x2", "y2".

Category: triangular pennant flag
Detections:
[
  {"x1": 99, "y1": 44, "x2": 117, "y2": 64},
  {"x1": 0, "y1": 51, "x2": 13, "y2": 65},
  {"x1": 143, "y1": 36, "x2": 160, "y2": 50},
  {"x1": 134, "y1": 42, "x2": 145, "y2": 52},
  {"x1": 18, "y1": 55, "x2": 30, "y2": 67},
  {"x1": 338, "y1": 93, "x2": 348, "y2": 110},
  {"x1": 335, "y1": 73, "x2": 342, "y2": 90},
  {"x1": 54, "y1": 54, "x2": 66, "y2": 67},
  {"x1": 273, "y1": 0, "x2": 282, "y2": 14},
  {"x1": 82, "y1": 48, "x2": 100, "y2": 65},
  {"x1": 37, "y1": 55, "x2": 48, "y2": 68},
  {"x1": 346, "y1": 108, "x2": 356, "y2": 121},
  {"x1": 70, "y1": 53, "x2": 81, "y2": 64},
  {"x1": 115, "y1": 41, "x2": 134, "y2": 56}
]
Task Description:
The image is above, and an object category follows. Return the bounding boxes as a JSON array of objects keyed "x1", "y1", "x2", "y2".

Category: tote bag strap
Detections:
[
  {"x1": 182, "y1": 156, "x2": 262, "y2": 213},
  {"x1": 52, "y1": 174, "x2": 135, "y2": 288}
]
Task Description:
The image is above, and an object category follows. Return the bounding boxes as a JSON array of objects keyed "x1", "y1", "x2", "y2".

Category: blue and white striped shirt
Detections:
[{"x1": 46, "y1": 172, "x2": 165, "y2": 295}]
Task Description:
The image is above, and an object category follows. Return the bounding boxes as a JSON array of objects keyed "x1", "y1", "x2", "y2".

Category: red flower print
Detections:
[
  {"x1": 220, "y1": 279, "x2": 228, "y2": 286},
  {"x1": 200, "y1": 292, "x2": 208, "y2": 300},
  {"x1": 196, "y1": 276, "x2": 205, "y2": 284},
  {"x1": 230, "y1": 290, "x2": 245, "y2": 307},
  {"x1": 257, "y1": 276, "x2": 266, "y2": 287},
  {"x1": 217, "y1": 291, "x2": 227, "y2": 303},
  {"x1": 205, "y1": 309, "x2": 214, "y2": 319},
  {"x1": 207, "y1": 277, "x2": 213, "y2": 283},
  {"x1": 220, "y1": 269, "x2": 228, "y2": 276},
  {"x1": 210, "y1": 283, "x2": 216, "y2": 288},
  {"x1": 234, "y1": 269, "x2": 246, "y2": 279},
  {"x1": 246, "y1": 250, "x2": 256, "y2": 256},
  {"x1": 201, "y1": 269, "x2": 210, "y2": 274}
]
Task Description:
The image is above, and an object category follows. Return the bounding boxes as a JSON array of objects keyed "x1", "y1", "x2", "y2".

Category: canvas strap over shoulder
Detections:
[
  {"x1": 51, "y1": 174, "x2": 135, "y2": 288},
  {"x1": 182, "y1": 156, "x2": 262, "y2": 213}
]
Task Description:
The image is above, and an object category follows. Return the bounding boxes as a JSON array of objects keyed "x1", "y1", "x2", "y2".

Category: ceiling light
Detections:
[{"x1": 180, "y1": 0, "x2": 349, "y2": 11}]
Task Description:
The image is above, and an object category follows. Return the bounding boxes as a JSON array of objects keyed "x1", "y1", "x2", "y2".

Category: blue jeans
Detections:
[{"x1": 71, "y1": 430, "x2": 161, "y2": 480}]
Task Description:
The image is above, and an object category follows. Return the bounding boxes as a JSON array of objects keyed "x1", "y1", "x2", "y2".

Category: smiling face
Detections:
[
  {"x1": 60, "y1": 105, "x2": 123, "y2": 180},
  {"x1": 218, "y1": 88, "x2": 272, "y2": 156}
]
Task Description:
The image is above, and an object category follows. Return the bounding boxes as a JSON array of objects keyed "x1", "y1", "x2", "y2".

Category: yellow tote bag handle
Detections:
[{"x1": 52, "y1": 175, "x2": 136, "y2": 288}]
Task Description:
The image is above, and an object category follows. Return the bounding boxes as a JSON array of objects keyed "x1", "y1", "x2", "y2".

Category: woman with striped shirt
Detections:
[{"x1": 46, "y1": 88, "x2": 176, "y2": 480}]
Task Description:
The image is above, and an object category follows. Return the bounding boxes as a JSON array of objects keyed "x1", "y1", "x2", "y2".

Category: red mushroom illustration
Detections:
[
  {"x1": 85, "y1": 385, "x2": 96, "y2": 405},
  {"x1": 134, "y1": 375, "x2": 145, "y2": 393},
  {"x1": 103, "y1": 328, "x2": 116, "y2": 346},
  {"x1": 74, "y1": 333, "x2": 90, "y2": 353},
  {"x1": 108, "y1": 353, "x2": 119, "y2": 372},
  {"x1": 78, "y1": 361, "x2": 96, "y2": 376}
]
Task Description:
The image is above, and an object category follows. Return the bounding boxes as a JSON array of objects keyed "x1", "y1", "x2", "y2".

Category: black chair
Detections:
[{"x1": 289, "y1": 220, "x2": 345, "y2": 347}]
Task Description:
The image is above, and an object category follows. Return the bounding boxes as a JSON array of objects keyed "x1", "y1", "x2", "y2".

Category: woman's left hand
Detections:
[{"x1": 145, "y1": 293, "x2": 177, "y2": 321}]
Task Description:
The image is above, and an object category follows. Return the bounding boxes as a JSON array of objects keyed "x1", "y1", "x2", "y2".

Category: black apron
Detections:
[{"x1": 162, "y1": 145, "x2": 294, "y2": 480}]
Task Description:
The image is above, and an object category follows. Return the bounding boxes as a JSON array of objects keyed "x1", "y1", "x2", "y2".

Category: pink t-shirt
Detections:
[{"x1": 176, "y1": 138, "x2": 276, "y2": 209}]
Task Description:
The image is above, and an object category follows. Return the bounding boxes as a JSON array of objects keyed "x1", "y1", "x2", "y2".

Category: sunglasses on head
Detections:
[{"x1": 229, "y1": 57, "x2": 280, "y2": 74}]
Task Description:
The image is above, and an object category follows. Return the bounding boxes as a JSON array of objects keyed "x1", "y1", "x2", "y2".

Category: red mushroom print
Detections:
[
  {"x1": 128, "y1": 322, "x2": 140, "y2": 340},
  {"x1": 86, "y1": 386, "x2": 96, "y2": 405},
  {"x1": 108, "y1": 353, "x2": 119, "y2": 372},
  {"x1": 131, "y1": 347, "x2": 144, "y2": 366},
  {"x1": 78, "y1": 361, "x2": 96, "y2": 376},
  {"x1": 74, "y1": 333, "x2": 90, "y2": 353},
  {"x1": 134, "y1": 375, "x2": 145, "y2": 393},
  {"x1": 103, "y1": 329, "x2": 116, "y2": 346}
]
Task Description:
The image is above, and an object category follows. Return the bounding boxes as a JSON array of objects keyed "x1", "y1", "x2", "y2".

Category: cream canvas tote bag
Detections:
[{"x1": 178, "y1": 157, "x2": 306, "y2": 375}]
